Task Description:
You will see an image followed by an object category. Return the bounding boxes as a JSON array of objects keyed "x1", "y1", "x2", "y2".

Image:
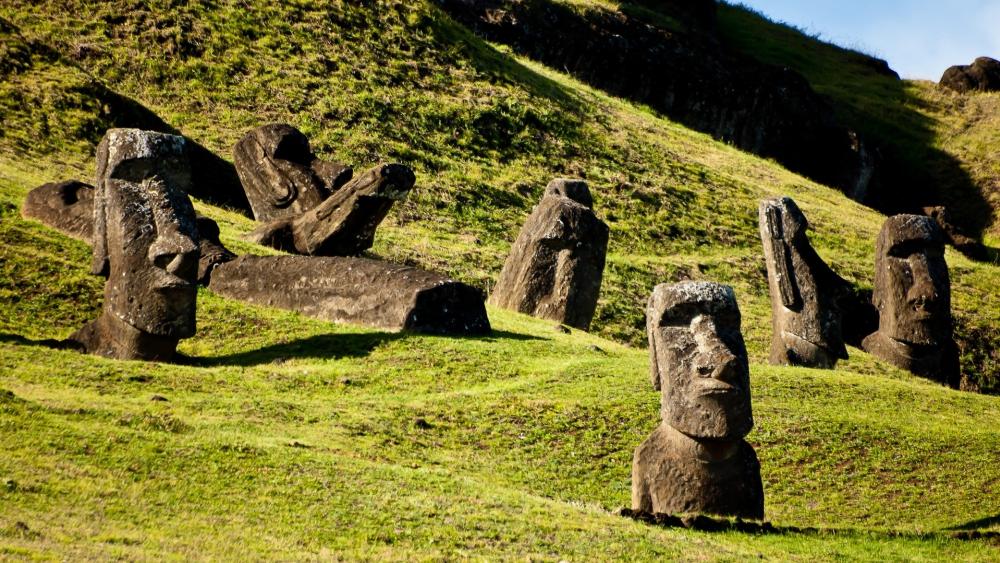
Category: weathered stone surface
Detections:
[
  {"x1": 922, "y1": 205, "x2": 987, "y2": 260},
  {"x1": 940, "y1": 57, "x2": 1000, "y2": 93},
  {"x1": 208, "y1": 255, "x2": 491, "y2": 335},
  {"x1": 759, "y1": 197, "x2": 849, "y2": 368},
  {"x1": 862, "y1": 215, "x2": 959, "y2": 387},
  {"x1": 246, "y1": 163, "x2": 414, "y2": 256},
  {"x1": 233, "y1": 123, "x2": 353, "y2": 222},
  {"x1": 489, "y1": 179, "x2": 608, "y2": 330},
  {"x1": 21, "y1": 180, "x2": 95, "y2": 242},
  {"x1": 633, "y1": 281, "x2": 764, "y2": 519},
  {"x1": 194, "y1": 214, "x2": 236, "y2": 284},
  {"x1": 69, "y1": 128, "x2": 199, "y2": 362}
]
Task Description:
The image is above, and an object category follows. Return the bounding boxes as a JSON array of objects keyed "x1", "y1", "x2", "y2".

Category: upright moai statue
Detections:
[
  {"x1": 246, "y1": 163, "x2": 415, "y2": 256},
  {"x1": 632, "y1": 282, "x2": 764, "y2": 519},
  {"x1": 233, "y1": 123, "x2": 353, "y2": 222},
  {"x1": 67, "y1": 129, "x2": 200, "y2": 362},
  {"x1": 759, "y1": 197, "x2": 849, "y2": 368},
  {"x1": 862, "y1": 215, "x2": 959, "y2": 387},
  {"x1": 489, "y1": 178, "x2": 609, "y2": 330}
]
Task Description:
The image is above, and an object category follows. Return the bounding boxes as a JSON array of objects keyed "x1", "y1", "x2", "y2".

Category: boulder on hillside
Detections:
[
  {"x1": 940, "y1": 57, "x2": 1000, "y2": 93},
  {"x1": 207, "y1": 255, "x2": 492, "y2": 335}
]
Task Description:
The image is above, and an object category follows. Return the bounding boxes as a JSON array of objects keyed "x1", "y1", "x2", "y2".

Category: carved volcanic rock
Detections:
[
  {"x1": 940, "y1": 57, "x2": 1000, "y2": 93},
  {"x1": 438, "y1": 0, "x2": 878, "y2": 200},
  {"x1": 208, "y1": 255, "x2": 491, "y2": 335},
  {"x1": 70, "y1": 128, "x2": 200, "y2": 362},
  {"x1": 489, "y1": 179, "x2": 609, "y2": 330},
  {"x1": 234, "y1": 123, "x2": 353, "y2": 222},
  {"x1": 194, "y1": 215, "x2": 236, "y2": 284},
  {"x1": 246, "y1": 163, "x2": 415, "y2": 256},
  {"x1": 634, "y1": 281, "x2": 763, "y2": 519},
  {"x1": 21, "y1": 180, "x2": 95, "y2": 242},
  {"x1": 759, "y1": 197, "x2": 849, "y2": 368}
]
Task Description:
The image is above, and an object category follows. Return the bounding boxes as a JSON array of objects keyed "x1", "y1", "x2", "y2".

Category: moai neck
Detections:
[
  {"x1": 665, "y1": 423, "x2": 742, "y2": 463},
  {"x1": 92, "y1": 311, "x2": 181, "y2": 361}
]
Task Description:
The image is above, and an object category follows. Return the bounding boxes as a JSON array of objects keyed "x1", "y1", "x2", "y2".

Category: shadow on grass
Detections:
[
  {"x1": 0, "y1": 332, "x2": 77, "y2": 350},
  {"x1": 947, "y1": 514, "x2": 1000, "y2": 531},
  {"x1": 188, "y1": 328, "x2": 544, "y2": 367},
  {"x1": 621, "y1": 509, "x2": 1000, "y2": 542}
]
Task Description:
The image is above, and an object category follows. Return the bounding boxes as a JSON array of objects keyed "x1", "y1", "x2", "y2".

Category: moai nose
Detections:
[
  {"x1": 907, "y1": 254, "x2": 938, "y2": 308},
  {"x1": 148, "y1": 232, "x2": 198, "y2": 278}
]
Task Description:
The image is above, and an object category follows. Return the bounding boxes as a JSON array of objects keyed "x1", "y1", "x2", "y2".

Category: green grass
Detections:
[{"x1": 1, "y1": 0, "x2": 999, "y2": 559}]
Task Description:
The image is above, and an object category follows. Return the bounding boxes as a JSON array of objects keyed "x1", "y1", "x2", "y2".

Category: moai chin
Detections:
[
  {"x1": 759, "y1": 197, "x2": 849, "y2": 368},
  {"x1": 488, "y1": 178, "x2": 609, "y2": 330},
  {"x1": 862, "y1": 215, "x2": 959, "y2": 387},
  {"x1": 68, "y1": 129, "x2": 200, "y2": 362},
  {"x1": 632, "y1": 281, "x2": 764, "y2": 519}
]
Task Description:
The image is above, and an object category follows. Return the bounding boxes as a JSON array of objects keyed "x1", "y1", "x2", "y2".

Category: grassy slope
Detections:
[{"x1": 0, "y1": 0, "x2": 999, "y2": 559}]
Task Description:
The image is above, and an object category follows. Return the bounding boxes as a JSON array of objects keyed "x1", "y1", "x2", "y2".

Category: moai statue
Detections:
[
  {"x1": 632, "y1": 282, "x2": 764, "y2": 519},
  {"x1": 67, "y1": 129, "x2": 200, "y2": 362},
  {"x1": 862, "y1": 215, "x2": 959, "y2": 387},
  {"x1": 21, "y1": 180, "x2": 96, "y2": 242},
  {"x1": 246, "y1": 163, "x2": 415, "y2": 256},
  {"x1": 489, "y1": 178, "x2": 609, "y2": 330},
  {"x1": 233, "y1": 123, "x2": 353, "y2": 222},
  {"x1": 759, "y1": 197, "x2": 849, "y2": 368}
]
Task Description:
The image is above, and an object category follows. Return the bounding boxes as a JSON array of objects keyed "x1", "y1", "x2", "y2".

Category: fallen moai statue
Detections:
[
  {"x1": 632, "y1": 281, "x2": 764, "y2": 519},
  {"x1": 246, "y1": 163, "x2": 415, "y2": 256},
  {"x1": 862, "y1": 215, "x2": 960, "y2": 387},
  {"x1": 759, "y1": 197, "x2": 849, "y2": 368},
  {"x1": 21, "y1": 180, "x2": 96, "y2": 242},
  {"x1": 233, "y1": 123, "x2": 353, "y2": 222},
  {"x1": 208, "y1": 255, "x2": 491, "y2": 335},
  {"x1": 68, "y1": 128, "x2": 200, "y2": 361},
  {"x1": 489, "y1": 178, "x2": 609, "y2": 330}
]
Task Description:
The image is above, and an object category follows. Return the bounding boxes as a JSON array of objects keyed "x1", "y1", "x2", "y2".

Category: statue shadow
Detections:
[
  {"x1": 946, "y1": 514, "x2": 1000, "y2": 531},
  {"x1": 0, "y1": 333, "x2": 76, "y2": 350}
]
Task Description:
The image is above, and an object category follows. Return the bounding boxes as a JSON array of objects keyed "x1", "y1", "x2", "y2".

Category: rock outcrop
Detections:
[
  {"x1": 940, "y1": 57, "x2": 1000, "y2": 93},
  {"x1": 208, "y1": 255, "x2": 491, "y2": 335},
  {"x1": 489, "y1": 178, "x2": 609, "y2": 330},
  {"x1": 633, "y1": 281, "x2": 764, "y2": 519}
]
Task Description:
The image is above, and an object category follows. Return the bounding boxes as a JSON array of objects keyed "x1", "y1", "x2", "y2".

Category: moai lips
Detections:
[
  {"x1": 759, "y1": 197, "x2": 849, "y2": 368},
  {"x1": 862, "y1": 215, "x2": 959, "y2": 387},
  {"x1": 489, "y1": 178, "x2": 609, "y2": 330},
  {"x1": 632, "y1": 282, "x2": 764, "y2": 519},
  {"x1": 68, "y1": 129, "x2": 200, "y2": 362},
  {"x1": 246, "y1": 163, "x2": 415, "y2": 256},
  {"x1": 233, "y1": 123, "x2": 353, "y2": 222}
]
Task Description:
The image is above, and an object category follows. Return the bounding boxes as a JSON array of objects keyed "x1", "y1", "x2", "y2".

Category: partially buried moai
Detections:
[
  {"x1": 759, "y1": 197, "x2": 849, "y2": 368},
  {"x1": 489, "y1": 178, "x2": 609, "y2": 330},
  {"x1": 862, "y1": 215, "x2": 959, "y2": 387},
  {"x1": 67, "y1": 129, "x2": 200, "y2": 362},
  {"x1": 632, "y1": 282, "x2": 764, "y2": 519}
]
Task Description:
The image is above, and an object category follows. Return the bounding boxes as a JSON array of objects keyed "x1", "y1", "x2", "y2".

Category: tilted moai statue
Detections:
[
  {"x1": 632, "y1": 282, "x2": 764, "y2": 519},
  {"x1": 21, "y1": 180, "x2": 96, "y2": 242},
  {"x1": 67, "y1": 129, "x2": 200, "y2": 362},
  {"x1": 233, "y1": 123, "x2": 353, "y2": 222},
  {"x1": 862, "y1": 215, "x2": 959, "y2": 387},
  {"x1": 489, "y1": 178, "x2": 609, "y2": 330},
  {"x1": 246, "y1": 163, "x2": 415, "y2": 256},
  {"x1": 759, "y1": 197, "x2": 849, "y2": 368}
]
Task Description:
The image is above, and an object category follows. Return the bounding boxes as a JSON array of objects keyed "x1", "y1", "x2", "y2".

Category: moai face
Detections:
[
  {"x1": 94, "y1": 129, "x2": 199, "y2": 337},
  {"x1": 873, "y1": 215, "x2": 950, "y2": 346},
  {"x1": 759, "y1": 197, "x2": 848, "y2": 365},
  {"x1": 647, "y1": 282, "x2": 753, "y2": 441},
  {"x1": 545, "y1": 178, "x2": 594, "y2": 208}
]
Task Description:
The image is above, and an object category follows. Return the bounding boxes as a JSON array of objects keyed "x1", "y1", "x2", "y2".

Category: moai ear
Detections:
[
  {"x1": 251, "y1": 135, "x2": 299, "y2": 209},
  {"x1": 646, "y1": 301, "x2": 662, "y2": 391},
  {"x1": 764, "y1": 205, "x2": 800, "y2": 309},
  {"x1": 91, "y1": 139, "x2": 110, "y2": 277}
]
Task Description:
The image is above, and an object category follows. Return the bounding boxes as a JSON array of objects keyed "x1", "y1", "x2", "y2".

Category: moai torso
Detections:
[{"x1": 632, "y1": 282, "x2": 764, "y2": 519}]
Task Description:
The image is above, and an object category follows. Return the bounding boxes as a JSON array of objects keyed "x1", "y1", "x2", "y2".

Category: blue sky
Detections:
[{"x1": 735, "y1": 0, "x2": 1000, "y2": 80}]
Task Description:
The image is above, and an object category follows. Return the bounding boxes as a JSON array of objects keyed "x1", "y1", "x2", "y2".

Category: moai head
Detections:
[
  {"x1": 92, "y1": 129, "x2": 199, "y2": 338},
  {"x1": 759, "y1": 197, "x2": 847, "y2": 366},
  {"x1": 873, "y1": 215, "x2": 951, "y2": 346},
  {"x1": 545, "y1": 178, "x2": 593, "y2": 208},
  {"x1": 647, "y1": 282, "x2": 753, "y2": 441}
]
